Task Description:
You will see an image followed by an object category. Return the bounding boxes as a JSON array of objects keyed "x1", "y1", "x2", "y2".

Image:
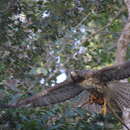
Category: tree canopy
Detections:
[{"x1": 0, "y1": 0, "x2": 129, "y2": 129}]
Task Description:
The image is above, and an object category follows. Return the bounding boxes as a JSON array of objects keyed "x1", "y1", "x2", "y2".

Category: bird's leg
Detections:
[
  {"x1": 76, "y1": 94, "x2": 96, "y2": 108},
  {"x1": 78, "y1": 99, "x2": 90, "y2": 108},
  {"x1": 78, "y1": 92, "x2": 103, "y2": 107},
  {"x1": 101, "y1": 98, "x2": 107, "y2": 115}
]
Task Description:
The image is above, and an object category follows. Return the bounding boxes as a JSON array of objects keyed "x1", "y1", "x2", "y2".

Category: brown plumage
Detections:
[
  {"x1": 108, "y1": 82, "x2": 130, "y2": 110},
  {"x1": 1, "y1": 61, "x2": 130, "y2": 112},
  {"x1": 70, "y1": 61, "x2": 130, "y2": 112},
  {"x1": 72, "y1": 71, "x2": 130, "y2": 112}
]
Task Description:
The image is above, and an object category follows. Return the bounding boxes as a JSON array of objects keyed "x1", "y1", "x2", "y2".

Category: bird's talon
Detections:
[{"x1": 101, "y1": 98, "x2": 107, "y2": 115}]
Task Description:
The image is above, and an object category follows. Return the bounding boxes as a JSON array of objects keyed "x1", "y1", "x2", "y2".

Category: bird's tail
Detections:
[{"x1": 109, "y1": 82, "x2": 130, "y2": 110}]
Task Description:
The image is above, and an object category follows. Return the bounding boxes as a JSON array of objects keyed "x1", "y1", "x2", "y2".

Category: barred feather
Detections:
[
  {"x1": 97, "y1": 61, "x2": 130, "y2": 82},
  {"x1": 108, "y1": 82, "x2": 130, "y2": 110}
]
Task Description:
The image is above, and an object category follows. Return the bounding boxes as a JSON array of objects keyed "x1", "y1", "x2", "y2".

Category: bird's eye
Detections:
[
  {"x1": 70, "y1": 71, "x2": 79, "y2": 81},
  {"x1": 70, "y1": 71, "x2": 77, "y2": 77}
]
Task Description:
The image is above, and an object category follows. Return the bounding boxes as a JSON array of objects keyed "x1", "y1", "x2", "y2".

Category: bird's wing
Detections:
[
  {"x1": 16, "y1": 81, "x2": 84, "y2": 107},
  {"x1": 95, "y1": 60, "x2": 130, "y2": 83},
  {"x1": 0, "y1": 77, "x2": 85, "y2": 108},
  {"x1": 70, "y1": 61, "x2": 130, "y2": 85}
]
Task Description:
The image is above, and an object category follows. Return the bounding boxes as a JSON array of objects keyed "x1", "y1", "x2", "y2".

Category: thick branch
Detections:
[{"x1": 115, "y1": 0, "x2": 130, "y2": 64}]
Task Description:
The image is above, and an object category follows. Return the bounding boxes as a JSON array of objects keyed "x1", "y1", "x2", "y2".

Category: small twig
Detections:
[{"x1": 80, "y1": 8, "x2": 126, "y2": 44}]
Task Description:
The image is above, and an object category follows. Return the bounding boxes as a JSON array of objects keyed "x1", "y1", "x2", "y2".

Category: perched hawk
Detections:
[{"x1": 1, "y1": 61, "x2": 130, "y2": 115}]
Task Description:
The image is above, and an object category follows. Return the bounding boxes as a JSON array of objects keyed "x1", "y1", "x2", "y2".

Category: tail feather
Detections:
[
  {"x1": 118, "y1": 85, "x2": 130, "y2": 98},
  {"x1": 115, "y1": 94, "x2": 129, "y2": 108},
  {"x1": 108, "y1": 82, "x2": 130, "y2": 110},
  {"x1": 115, "y1": 87, "x2": 130, "y2": 103},
  {"x1": 115, "y1": 98, "x2": 124, "y2": 109}
]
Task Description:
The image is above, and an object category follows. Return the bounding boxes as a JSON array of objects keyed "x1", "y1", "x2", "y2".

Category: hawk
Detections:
[{"x1": 1, "y1": 60, "x2": 130, "y2": 113}]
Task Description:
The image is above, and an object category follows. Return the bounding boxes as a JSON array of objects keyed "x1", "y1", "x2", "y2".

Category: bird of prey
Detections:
[{"x1": 1, "y1": 60, "x2": 130, "y2": 114}]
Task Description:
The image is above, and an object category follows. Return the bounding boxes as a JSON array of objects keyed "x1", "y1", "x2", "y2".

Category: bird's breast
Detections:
[{"x1": 79, "y1": 77, "x2": 103, "y2": 92}]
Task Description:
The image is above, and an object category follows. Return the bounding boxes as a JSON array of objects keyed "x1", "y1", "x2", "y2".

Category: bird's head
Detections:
[{"x1": 70, "y1": 70, "x2": 99, "y2": 89}]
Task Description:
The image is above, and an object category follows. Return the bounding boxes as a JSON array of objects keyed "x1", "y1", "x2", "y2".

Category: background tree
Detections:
[{"x1": 0, "y1": 0, "x2": 130, "y2": 129}]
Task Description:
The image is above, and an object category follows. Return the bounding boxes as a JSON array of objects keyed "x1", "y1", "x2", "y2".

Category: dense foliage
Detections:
[{"x1": 0, "y1": 0, "x2": 128, "y2": 129}]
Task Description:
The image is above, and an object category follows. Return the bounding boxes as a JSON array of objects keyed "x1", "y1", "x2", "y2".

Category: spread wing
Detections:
[
  {"x1": 0, "y1": 78, "x2": 85, "y2": 108},
  {"x1": 17, "y1": 81, "x2": 84, "y2": 107},
  {"x1": 75, "y1": 60, "x2": 130, "y2": 83},
  {"x1": 96, "y1": 60, "x2": 130, "y2": 82}
]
